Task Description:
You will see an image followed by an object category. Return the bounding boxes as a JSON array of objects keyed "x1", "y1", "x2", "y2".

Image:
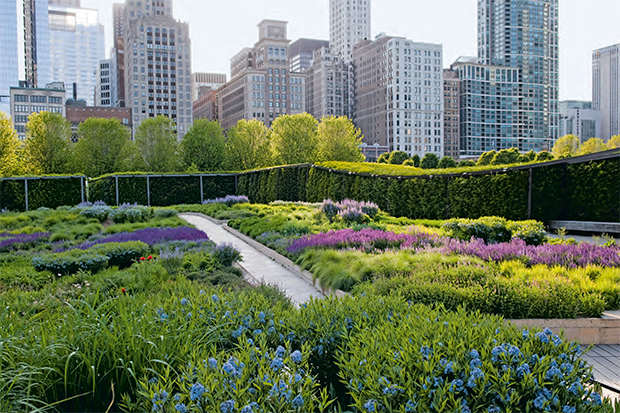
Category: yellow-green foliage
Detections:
[{"x1": 0, "y1": 112, "x2": 29, "y2": 177}]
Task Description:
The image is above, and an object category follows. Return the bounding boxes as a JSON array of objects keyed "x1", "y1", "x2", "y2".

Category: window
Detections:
[
  {"x1": 14, "y1": 95, "x2": 28, "y2": 102},
  {"x1": 30, "y1": 96, "x2": 47, "y2": 103}
]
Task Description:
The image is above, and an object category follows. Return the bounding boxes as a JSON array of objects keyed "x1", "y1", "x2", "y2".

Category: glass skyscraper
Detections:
[
  {"x1": 478, "y1": 0, "x2": 559, "y2": 149},
  {"x1": 0, "y1": 0, "x2": 19, "y2": 114},
  {"x1": 49, "y1": 0, "x2": 104, "y2": 105}
]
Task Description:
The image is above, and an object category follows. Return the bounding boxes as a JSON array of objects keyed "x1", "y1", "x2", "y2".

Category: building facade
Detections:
[
  {"x1": 191, "y1": 72, "x2": 226, "y2": 100},
  {"x1": 112, "y1": 2, "x2": 126, "y2": 107},
  {"x1": 443, "y1": 69, "x2": 460, "y2": 160},
  {"x1": 192, "y1": 86, "x2": 218, "y2": 121},
  {"x1": 353, "y1": 35, "x2": 444, "y2": 158},
  {"x1": 96, "y1": 58, "x2": 118, "y2": 106},
  {"x1": 48, "y1": 0, "x2": 105, "y2": 105},
  {"x1": 217, "y1": 20, "x2": 306, "y2": 131},
  {"x1": 66, "y1": 105, "x2": 132, "y2": 139},
  {"x1": 23, "y1": 0, "x2": 51, "y2": 88},
  {"x1": 559, "y1": 100, "x2": 602, "y2": 143},
  {"x1": 9, "y1": 82, "x2": 65, "y2": 139},
  {"x1": 305, "y1": 46, "x2": 352, "y2": 120},
  {"x1": 289, "y1": 38, "x2": 329, "y2": 73},
  {"x1": 0, "y1": 0, "x2": 20, "y2": 114},
  {"x1": 452, "y1": 58, "x2": 522, "y2": 157},
  {"x1": 592, "y1": 44, "x2": 620, "y2": 142},
  {"x1": 329, "y1": 0, "x2": 371, "y2": 62},
  {"x1": 123, "y1": 0, "x2": 192, "y2": 138}
]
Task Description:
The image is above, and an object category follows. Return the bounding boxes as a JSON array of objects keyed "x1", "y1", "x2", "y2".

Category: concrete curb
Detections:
[{"x1": 507, "y1": 319, "x2": 620, "y2": 345}]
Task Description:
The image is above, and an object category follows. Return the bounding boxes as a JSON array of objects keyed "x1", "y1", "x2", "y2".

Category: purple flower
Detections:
[
  {"x1": 0, "y1": 232, "x2": 50, "y2": 252},
  {"x1": 203, "y1": 195, "x2": 249, "y2": 206}
]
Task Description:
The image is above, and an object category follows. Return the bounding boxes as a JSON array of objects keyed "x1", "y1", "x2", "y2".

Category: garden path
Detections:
[
  {"x1": 582, "y1": 345, "x2": 620, "y2": 394},
  {"x1": 179, "y1": 213, "x2": 325, "y2": 304}
]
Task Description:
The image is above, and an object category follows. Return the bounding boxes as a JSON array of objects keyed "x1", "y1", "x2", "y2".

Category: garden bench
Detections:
[{"x1": 548, "y1": 220, "x2": 620, "y2": 235}]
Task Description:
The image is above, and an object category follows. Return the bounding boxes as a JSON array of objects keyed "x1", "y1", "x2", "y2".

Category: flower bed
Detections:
[
  {"x1": 0, "y1": 232, "x2": 50, "y2": 252},
  {"x1": 62, "y1": 226, "x2": 209, "y2": 250}
]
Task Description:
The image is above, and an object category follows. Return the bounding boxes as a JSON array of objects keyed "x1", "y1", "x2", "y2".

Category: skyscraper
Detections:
[
  {"x1": 23, "y1": 0, "x2": 51, "y2": 88},
  {"x1": 48, "y1": 0, "x2": 105, "y2": 105},
  {"x1": 478, "y1": 0, "x2": 559, "y2": 149},
  {"x1": 592, "y1": 44, "x2": 620, "y2": 142},
  {"x1": 0, "y1": 0, "x2": 20, "y2": 114},
  {"x1": 329, "y1": 0, "x2": 371, "y2": 62},
  {"x1": 113, "y1": 2, "x2": 125, "y2": 106},
  {"x1": 123, "y1": 0, "x2": 192, "y2": 138}
]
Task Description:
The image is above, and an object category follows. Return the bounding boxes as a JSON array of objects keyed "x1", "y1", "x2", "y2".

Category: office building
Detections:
[
  {"x1": 305, "y1": 46, "x2": 352, "y2": 120},
  {"x1": 192, "y1": 72, "x2": 226, "y2": 100},
  {"x1": 123, "y1": 0, "x2": 193, "y2": 138},
  {"x1": 9, "y1": 81, "x2": 65, "y2": 139},
  {"x1": 66, "y1": 105, "x2": 132, "y2": 139},
  {"x1": 443, "y1": 69, "x2": 460, "y2": 160},
  {"x1": 330, "y1": 0, "x2": 371, "y2": 61},
  {"x1": 452, "y1": 57, "x2": 522, "y2": 157},
  {"x1": 0, "y1": 0, "x2": 51, "y2": 114},
  {"x1": 353, "y1": 35, "x2": 444, "y2": 158},
  {"x1": 217, "y1": 20, "x2": 306, "y2": 131},
  {"x1": 478, "y1": 0, "x2": 560, "y2": 150},
  {"x1": 96, "y1": 58, "x2": 118, "y2": 106},
  {"x1": 289, "y1": 38, "x2": 329, "y2": 73},
  {"x1": 559, "y1": 100, "x2": 602, "y2": 143},
  {"x1": 192, "y1": 86, "x2": 218, "y2": 121},
  {"x1": 592, "y1": 44, "x2": 620, "y2": 142},
  {"x1": 48, "y1": 0, "x2": 105, "y2": 105},
  {"x1": 112, "y1": 2, "x2": 126, "y2": 106}
]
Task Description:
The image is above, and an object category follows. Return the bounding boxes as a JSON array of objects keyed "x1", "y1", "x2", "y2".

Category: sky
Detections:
[{"x1": 82, "y1": 0, "x2": 620, "y2": 102}]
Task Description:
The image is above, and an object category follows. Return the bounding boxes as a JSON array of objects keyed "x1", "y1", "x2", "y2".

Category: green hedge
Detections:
[{"x1": 0, "y1": 177, "x2": 84, "y2": 212}]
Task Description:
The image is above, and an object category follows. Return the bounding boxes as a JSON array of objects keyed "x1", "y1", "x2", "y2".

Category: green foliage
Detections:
[
  {"x1": 553, "y1": 135, "x2": 581, "y2": 158},
  {"x1": 376, "y1": 153, "x2": 389, "y2": 164},
  {"x1": 0, "y1": 112, "x2": 27, "y2": 177},
  {"x1": 387, "y1": 151, "x2": 409, "y2": 165},
  {"x1": 110, "y1": 205, "x2": 152, "y2": 224},
  {"x1": 420, "y1": 153, "x2": 440, "y2": 169},
  {"x1": 181, "y1": 119, "x2": 226, "y2": 172},
  {"x1": 608, "y1": 135, "x2": 620, "y2": 149},
  {"x1": 73, "y1": 118, "x2": 138, "y2": 177},
  {"x1": 535, "y1": 151, "x2": 554, "y2": 162},
  {"x1": 134, "y1": 116, "x2": 180, "y2": 172},
  {"x1": 78, "y1": 204, "x2": 112, "y2": 222},
  {"x1": 437, "y1": 156, "x2": 457, "y2": 169},
  {"x1": 0, "y1": 176, "x2": 85, "y2": 212},
  {"x1": 458, "y1": 160, "x2": 476, "y2": 167},
  {"x1": 442, "y1": 217, "x2": 547, "y2": 245},
  {"x1": 89, "y1": 241, "x2": 150, "y2": 269},
  {"x1": 225, "y1": 119, "x2": 272, "y2": 170},
  {"x1": 270, "y1": 113, "x2": 319, "y2": 165},
  {"x1": 23, "y1": 111, "x2": 73, "y2": 174},
  {"x1": 477, "y1": 150, "x2": 496, "y2": 166},
  {"x1": 580, "y1": 137, "x2": 608, "y2": 155},
  {"x1": 32, "y1": 250, "x2": 109, "y2": 276},
  {"x1": 491, "y1": 148, "x2": 520, "y2": 165},
  {"x1": 317, "y1": 116, "x2": 365, "y2": 162}
]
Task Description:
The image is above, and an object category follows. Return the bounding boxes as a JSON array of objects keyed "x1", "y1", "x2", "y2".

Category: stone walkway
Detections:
[
  {"x1": 582, "y1": 345, "x2": 620, "y2": 393},
  {"x1": 179, "y1": 213, "x2": 325, "y2": 304}
]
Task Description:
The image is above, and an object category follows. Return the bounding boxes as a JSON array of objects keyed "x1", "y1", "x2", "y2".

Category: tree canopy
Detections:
[
  {"x1": 0, "y1": 113, "x2": 26, "y2": 177},
  {"x1": 579, "y1": 138, "x2": 607, "y2": 155},
  {"x1": 437, "y1": 156, "x2": 457, "y2": 169},
  {"x1": 134, "y1": 116, "x2": 180, "y2": 172},
  {"x1": 316, "y1": 116, "x2": 365, "y2": 162},
  {"x1": 271, "y1": 113, "x2": 319, "y2": 165},
  {"x1": 180, "y1": 119, "x2": 227, "y2": 172},
  {"x1": 608, "y1": 135, "x2": 620, "y2": 149},
  {"x1": 552, "y1": 135, "x2": 581, "y2": 158},
  {"x1": 24, "y1": 112, "x2": 72, "y2": 174},
  {"x1": 387, "y1": 151, "x2": 410, "y2": 165},
  {"x1": 420, "y1": 153, "x2": 440, "y2": 169},
  {"x1": 225, "y1": 119, "x2": 272, "y2": 171}
]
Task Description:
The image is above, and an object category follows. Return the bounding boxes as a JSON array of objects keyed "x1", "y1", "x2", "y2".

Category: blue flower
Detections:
[
  {"x1": 449, "y1": 379, "x2": 464, "y2": 393},
  {"x1": 190, "y1": 383, "x2": 205, "y2": 401},
  {"x1": 508, "y1": 345, "x2": 522, "y2": 358},
  {"x1": 291, "y1": 350, "x2": 302, "y2": 364},
  {"x1": 270, "y1": 357, "x2": 284, "y2": 371},
  {"x1": 522, "y1": 329, "x2": 530, "y2": 339},
  {"x1": 199, "y1": 290, "x2": 205, "y2": 295},
  {"x1": 275, "y1": 346, "x2": 286, "y2": 358},
  {"x1": 220, "y1": 400, "x2": 236, "y2": 413},
  {"x1": 212, "y1": 294, "x2": 219, "y2": 302},
  {"x1": 488, "y1": 405, "x2": 500, "y2": 413},
  {"x1": 470, "y1": 358, "x2": 482, "y2": 368},
  {"x1": 208, "y1": 358, "x2": 218, "y2": 369},
  {"x1": 315, "y1": 345, "x2": 324, "y2": 356},
  {"x1": 517, "y1": 363, "x2": 530, "y2": 378},
  {"x1": 174, "y1": 403, "x2": 187, "y2": 413},
  {"x1": 589, "y1": 392, "x2": 602, "y2": 406},
  {"x1": 562, "y1": 406, "x2": 576, "y2": 413},
  {"x1": 534, "y1": 395, "x2": 546, "y2": 409},
  {"x1": 545, "y1": 366, "x2": 563, "y2": 380},
  {"x1": 568, "y1": 381, "x2": 582, "y2": 395},
  {"x1": 292, "y1": 394, "x2": 304, "y2": 409},
  {"x1": 223, "y1": 362, "x2": 236, "y2": 375},
  {"x1": 247, "y1": 338, "x2": 254, "y2": 346},
  {"x1": 444, "y1": 362, "x2": 455, "y2": 375},
  {"x1": 258, "y1": 311, "x2": 266, "y2": 322},
  {"x1": 461, "y1": 400, "x2": 471, "y2": 413},
  {"x1": 148, "y1": 377, "x2": 158, "y2": 385},
  {"x1": 551, "y1": 335, "x2": 562, "y2": 346},
  {"x1": 467, "y1": 367, "x2": 484, "y2": 388},
  {"x1": 470, "y1": 349, "x2": 480, "y2": 359},
  {"x1": 181, "y1": 298, "x2": 189, "y2": 306},
  {"x1": 560, "y1": 362, "x2": 574, "y2": 375},
  {"x1": 240, "y1": 402, "x2": 258, "y2": 413},
  {"x1": 419, "y1": 346, "x2": 433, "y2": 358},
  {"x1": 363, "y1": 399, "x2": 378, "y2": 412},
  {"x1": 253, "y1": 329, "x2": 262, "y2": 336},
  {"x1": 404, "y1": 400, "x2": 417, "y2": 412},
  {"x1": 536, "y1": 332, "x2": 550, "y2": 344},
  {"x1": 174, "y1": 393, "x2": 181, "y2": 401}
]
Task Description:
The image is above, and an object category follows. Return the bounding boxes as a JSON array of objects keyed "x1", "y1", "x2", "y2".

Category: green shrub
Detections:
[
  {"x1": 32, "y1": 250, "x2": 109, "y2": 276},
  {"x1": 153, "y1": 208, "x2": 178, "y2": 218},
  {"x1": 442, "y1": 216, "x2": 512, "y2": 243},
  {"x1": 88, "y1": 241, "x2": 150, "y2": 269},
  {"x1": 507, "y1": 220, "x2": 547, "y2": 246},
  {"x1": 110, "y1": 206, "x2": 152, "y2": 224},
  {"x1": 78, "y1": 205, "x2": 112, "y2": 222}
]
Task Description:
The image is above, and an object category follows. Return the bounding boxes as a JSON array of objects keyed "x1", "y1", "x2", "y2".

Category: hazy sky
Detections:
[{"x1": 82, "y1": 0, "x2": 620, "y2": 101}]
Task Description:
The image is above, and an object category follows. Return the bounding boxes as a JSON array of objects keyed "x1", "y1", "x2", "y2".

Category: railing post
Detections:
[
  {"x1": 115, "y1": 176, "x2": 119, "y2": 206},
  {"x1": 24, "y1": 178, "x2": 29, "y2": 211},
  {"x1": 200, "y1": 175, "x2": 204, "y2": 203},
  {"x1": 80, "y1": 177, "x2": 85, "y2": 204},
  {"x1": 235, "y1": 174, "x2": 238, "y2": 195},
  {"x1": 528, "y1": 167, "x2": 533, "y2": 220},
  {"x1": 147, "y1": 176, "x2": 151, "y2": 206}
]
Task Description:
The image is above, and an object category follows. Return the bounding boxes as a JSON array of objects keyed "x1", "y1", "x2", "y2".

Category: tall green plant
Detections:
[
  {"x1": 24, "y1": 112, "x2": 73, "y2": 174},
  {"x1": 181, "y1": 119, "x2": 226, "y2": 172},
  {"x1": 134, "y1": 116, "x2": 180, "y2": 173},
  {"x1": 0, "y1": 112, "x2": 26, "y2": 177},
  {"x1": 317, "y1": 116, "x2": 365, "y2": 162},
  {"x1": 271, "y1": 113, "x2": 319, "y2": 165},
  {"x1": 225, "y1": 119, "x2": 272, "y2": 170}
]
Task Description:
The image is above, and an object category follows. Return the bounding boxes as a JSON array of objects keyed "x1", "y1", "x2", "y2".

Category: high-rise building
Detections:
[
  {"x1": 217, "y1": 20, "x2": 306, "y2": 131},
  {"x1": 123, "y1": 0, "x2": 192, "y2": 138},
  {"x1": 452, "y1": 57, "x2": 522, "y2": 157},
  {"x1": 288, "y1": 38, "x2": 329, "y2": 73},
  {"x1": 305, "y1": 46, "x2": 352, "y2": 120},
  {"x1": 329, "y1": 0, "x2": 371, "y2": 62},
  {"x1": 353, "y1": 35, "x2": 444, "y2": 158},
  {"x1": 112, "y1": 2, "x2": 125, "y2": 107},
  {"x1": 10, "y1": 81, "x2": 65, "y2": 140},
  {"x1": 478, "y1": 0, "x2": 560, "y2": 150},
  {"x1": 192, "y1": 86, "x2": 218, "y2": 122},
  {"x1": 191, "y1": 72, "x2": 226, "y2": 101},
  {"x1": 96, "y1": 58, "x2": 118, "y2": 106},
  {"x1": 559, "y1": 100, "x2": 602, "y2": 143},
  {"x1": 1, "y1": 0, "x2": 51, "y2": 114},
  {"x1": 443, "y1": 69, "x2": 460, "y2": 160},
  {"x1": 592, "y1": 44, "x2": 620, "y2": 142},
  {"x1": 48, "y1": 0, "x2": 105, "y2": 105}
]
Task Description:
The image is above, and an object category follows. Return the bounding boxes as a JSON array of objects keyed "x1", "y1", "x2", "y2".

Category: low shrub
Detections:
[
  {"x1": 77, "y1": 204, "x2": 112, "y2": 222},
  {"x1": 110, "y1": 205, "x2": 152, "y2": 224},
  {"x1": 0, "y1": 232, "x2": 50, "y2": 252},
  {"x1": 212, "y1": 243, "x2": 243, "y2": 267},
  {"x1": 88, "y1": 241, "x2": 150, "y2": 269},
  {"x1": 32, "y1": 250, "x2": 109, "y2": 276},
  {"x1": 203, "y1": 195, "x2": 250, "y2": 207},
  {"x1": 442, "y1": 216, "x2": 547, "y2": 245},
  {"x1": 153, "y1": 208, "x2": 178, "y2": 219},
  {"x1": 159, "y1": 247, "x2": 185, "y2": 275}
]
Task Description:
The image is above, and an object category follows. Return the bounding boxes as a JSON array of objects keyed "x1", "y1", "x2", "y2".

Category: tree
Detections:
[
  {"x1": 579, "y1": 138, "x2": 607, "y2": 155},
  {"x1": 226, "y1": 119, "x2": 272, "y2": 171},
  {"x1": 134, "y1": 116, "x2": 180, "y2": 172},
  {"x1": 437, "y1": 156, "x2": 457, "y2": 169},
  {"x1": 387, "y1": 151, "x2": 409, "y2": 165},
  {"x1": 518, "y1": 150, "x2": 536, "y2": 163},
  {"x1": 23, "y1": 112, "x2": 72, "y2": 174},
  {"x1": 477, "y1": 150, "x2": 496, "y2": 166},
  {"x1": 0, "y1": 113, "x2": 26, "y2": 177},
  {"x1": 73, "y1": 118, "x2": 136, "y2": 177},
  {"x1": 458, "y1": 160, "x2": 476, "y2": 167},
  {"x1": 377, "y1": 153, "x2": 389, "y2": 164},
  {"x1": 402, "y1": 159, "x2": 416, "y2": 167},
  {"x1": 180, "y1": 119, "x2": 227, "y2": 172},
  {"x1": 271, "y1": 113, "x2": 319, "y2": 165},
  {"x1": 608, "y1": 135, "x2": 620, "y2": 149},
  {"x1": 410, "y1": 154, "x2": 421, "y2": 167},
  {"x1": 491, "y1": 148, "x2": 520, "y2": 165},
  {"x1": 535, "y1": 151, "x2": 554, "y2": 162},
  {"x1": 552, "y1": 135, "x2": 581, "y2": 158},
  {"x1": 317, "y1": 116, "x2": 365, "y2": 162},
  {"x1": 420, "y1": 153, "x2": 440, "y2": 169}
]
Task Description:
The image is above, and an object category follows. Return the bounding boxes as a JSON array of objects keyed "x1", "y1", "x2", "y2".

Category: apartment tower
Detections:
[
  {"x1": 592, "y1": 44, "x2": 620, "y2": 142},
  {"x1": 329, "y1": 0, "x2": 371, "y2": 62}
]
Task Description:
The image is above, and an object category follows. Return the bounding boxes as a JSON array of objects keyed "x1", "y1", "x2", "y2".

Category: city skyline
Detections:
[{"x1": 83, "y1": 0, "x2": 620, "y2": 103}]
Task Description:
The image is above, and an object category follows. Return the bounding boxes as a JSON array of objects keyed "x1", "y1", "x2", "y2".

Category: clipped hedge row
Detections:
[
  {"x1": 0, "y1": 177, "x2": 84, "y2": 212},
  {"x1": 236, "y1": 165, "x2": 310, "y2": 205}
]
